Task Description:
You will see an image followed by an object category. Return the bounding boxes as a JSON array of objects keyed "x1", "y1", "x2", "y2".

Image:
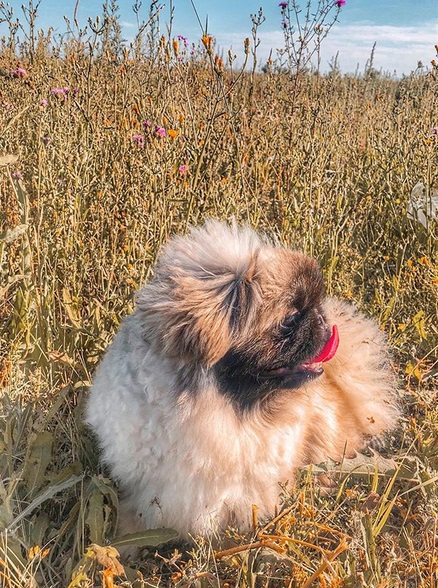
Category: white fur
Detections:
[{"x1": 85, "y1": 222, "x2": 398, "y2": 538}]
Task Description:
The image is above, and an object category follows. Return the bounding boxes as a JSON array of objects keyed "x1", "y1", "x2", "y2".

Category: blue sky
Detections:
[{"x1": 1, "y1": 1, "x2": 437, "y2": 74}]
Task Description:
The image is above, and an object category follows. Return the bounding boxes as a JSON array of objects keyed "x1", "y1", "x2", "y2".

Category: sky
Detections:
[{"x1": 1, "y1": 0, "x2": 437, "y2": 75}]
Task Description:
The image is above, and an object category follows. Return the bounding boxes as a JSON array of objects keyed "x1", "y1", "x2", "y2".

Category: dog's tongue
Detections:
[{"x1": 313, "y1": 325, "x2": 339, "y2": 363}]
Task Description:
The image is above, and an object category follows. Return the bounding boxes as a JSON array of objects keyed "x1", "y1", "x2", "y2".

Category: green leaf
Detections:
[
  {"x1": 22, "y1": 430, "x2": 54, "y2": 495},
  {"x1": 5, "y1": 474, "x2": 84, "y2": 533},
  {"x1": 85, "y1": 487, "x2": 104, "y2": 545},
  {"x1": 111, "y1": 528, "x2": 179, "y2": 548},
  {"x1": 30, "y1": 511, "x2": 51, "y2": 547},
  {"x1": 48, "y1": 461, "x2": 83, "y2": 485},
  {"x1": 89, "y1": 475, "x2": 119, "y2": 507},
  {"x1": 412, "y1": 310, "x2": 427, "y2": 339}
]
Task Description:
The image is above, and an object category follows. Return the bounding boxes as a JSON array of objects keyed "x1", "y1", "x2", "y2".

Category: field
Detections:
[{"x1": 1, "y1": 7, "x2": 438, "y2": 587}]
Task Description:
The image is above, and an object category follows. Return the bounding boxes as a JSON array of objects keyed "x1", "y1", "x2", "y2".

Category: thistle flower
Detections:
[
  {"x1": 132, "y1": 134, "x2": 144, "y2": 146},
  {"x1": 279, "y1": 2, "x2": 288, "y2": 8},
  {"x1": 177, "y1": 35, "x2": 188, "y2": 49},
  {"x1": 10, "y1": 67, "x2": 28, "y2": 78},
  {"x1": 155, "y1": 126, "x2": 166, "y2": 137},
  {"x1": 335, "y1": 0, "x2": 345, "y2": 7},
  {"x1": 51, "y1": 88, "x2": 68, "y2": 96}
]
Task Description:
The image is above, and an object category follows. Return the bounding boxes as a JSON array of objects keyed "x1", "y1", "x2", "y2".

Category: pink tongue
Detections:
[{"x1": 313, "y1": 325, "x2": 339, "y2": 363}]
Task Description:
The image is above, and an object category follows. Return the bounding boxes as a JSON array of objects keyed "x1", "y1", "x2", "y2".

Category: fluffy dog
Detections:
[{"x1": 86, "y1": 220, "x2": 398, "y2": 539}]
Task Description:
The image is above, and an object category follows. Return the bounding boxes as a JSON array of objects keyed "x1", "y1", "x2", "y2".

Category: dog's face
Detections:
[
  {"x1": 213, "y1": 249, "x2": 331, "y2": 409},
  {"x1": 136, "y1": 221, "x2": 335, "y2": 410}
]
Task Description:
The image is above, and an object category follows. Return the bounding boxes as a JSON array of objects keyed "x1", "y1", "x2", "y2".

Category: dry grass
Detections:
[{"x1": 0, "y1": 15, "x2": 437, "y2": 588}]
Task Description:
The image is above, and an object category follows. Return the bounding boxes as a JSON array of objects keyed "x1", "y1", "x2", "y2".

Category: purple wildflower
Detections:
[
  {"x1": 51, "y1": 87, "x2": 72, "y2": 97},
  {"x1": 335, "y1": 0, "x2": 345, "y2": 7},
  {"x1": 178, "y1": 164, "x2": 188, "y2": 175},
  {"x1": 279, "y1": 2, "x2": 288, "y2": 8},
  {"x1": 155, "y1": 126, "x2": 166, "y2": 137},
  {"x1": 11, "y1": 171, "x2": 23, "y2": 179},
  {"x1": 177, "y1": 35, "x2": 189, "y2": 49},
  {"x1": 132, "y1": 134, "x2": 145, "y2": 147},
  {"x1": 10, "y1": 67, "x2": 27, "y2": 78}
]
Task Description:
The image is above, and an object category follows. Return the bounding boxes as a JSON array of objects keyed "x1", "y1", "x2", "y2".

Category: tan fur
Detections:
[{"x1": 86, "y1": 220, "x2": 399, "y2": 540}]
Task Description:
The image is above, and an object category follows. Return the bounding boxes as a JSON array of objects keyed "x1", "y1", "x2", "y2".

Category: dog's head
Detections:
[{"x1": 136, "y1": 220, "x2": 338, "y2": 409}]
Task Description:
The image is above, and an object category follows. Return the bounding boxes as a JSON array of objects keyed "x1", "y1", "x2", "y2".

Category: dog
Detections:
[{"x1": 86, "y1": 220, "x2": 398, "y2": 539}]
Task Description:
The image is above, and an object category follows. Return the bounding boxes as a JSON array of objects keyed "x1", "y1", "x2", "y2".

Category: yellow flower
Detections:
[
  {"x1": 28, "y1": 545, "x2": 40, "y2": 560},
  {"x1": 214, "y1": 55, "x2": 223, "y2": 72},
  {"x1": 28, "y1": 546, "x2": 50, "y2": 560},
  {"x1": 201, "y1": 35, "x2": 213, "y2": 52},
  {"x1": 168, "y1": 129, "x2": 180, "y2": 139},
  {"x1": 102, "y1": 569, "x2": 116, "y2": 588}
]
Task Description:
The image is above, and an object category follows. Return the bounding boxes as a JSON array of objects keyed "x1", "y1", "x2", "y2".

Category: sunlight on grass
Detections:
[{"x1": 0, "y1": 1, "x2": 437, "y2": 586}]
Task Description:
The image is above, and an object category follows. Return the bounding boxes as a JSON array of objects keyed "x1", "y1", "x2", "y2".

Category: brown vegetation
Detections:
[{"x1": 0, "y1": 15, "x2": 437, "y2": 587}]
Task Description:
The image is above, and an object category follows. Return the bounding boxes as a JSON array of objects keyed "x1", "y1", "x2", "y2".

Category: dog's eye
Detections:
[{"x1": 280, "y1": 312, "x2": 302, "y2": 333}]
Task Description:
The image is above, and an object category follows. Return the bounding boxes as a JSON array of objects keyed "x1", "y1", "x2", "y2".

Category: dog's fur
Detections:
[{"x1": 86, "y1": 220, "x2": 398, "y2": 538}]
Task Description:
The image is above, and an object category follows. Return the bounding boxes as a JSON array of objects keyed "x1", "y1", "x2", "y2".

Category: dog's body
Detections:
[{"x1": 86, "y1": 221, "x2": 398, "y2": 538}]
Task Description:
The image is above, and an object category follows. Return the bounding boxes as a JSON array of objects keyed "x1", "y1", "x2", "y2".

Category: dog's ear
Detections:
[
  {"x1": 136, "y1": 257, "x2": 260, "y2": 366},
  {"x1": 136, "y1": 221, "x2": 265, "y2": 366}
]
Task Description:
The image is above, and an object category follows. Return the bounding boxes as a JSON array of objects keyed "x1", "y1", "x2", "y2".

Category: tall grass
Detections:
[{"x1": 0, "y1": 5, "x2": 437, "y2": 587}]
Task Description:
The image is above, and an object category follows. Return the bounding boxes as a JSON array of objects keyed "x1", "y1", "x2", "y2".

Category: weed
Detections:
[{"x1": 0, "y1": 3, "x2": 437, "y2": 587}]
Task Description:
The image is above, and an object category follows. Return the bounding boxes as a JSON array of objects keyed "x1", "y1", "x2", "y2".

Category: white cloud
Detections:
[
  {"x1": 120, "y1": 21, "x2": 137, "y2": 29},
  {"x1": 213, "y1": 22, "x2": 438, "y2": 75}
]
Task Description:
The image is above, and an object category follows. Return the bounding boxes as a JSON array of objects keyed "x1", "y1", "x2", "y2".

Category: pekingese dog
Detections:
[{"x1": 86, "y1": 220, "x2": 398, "y2": 539}]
